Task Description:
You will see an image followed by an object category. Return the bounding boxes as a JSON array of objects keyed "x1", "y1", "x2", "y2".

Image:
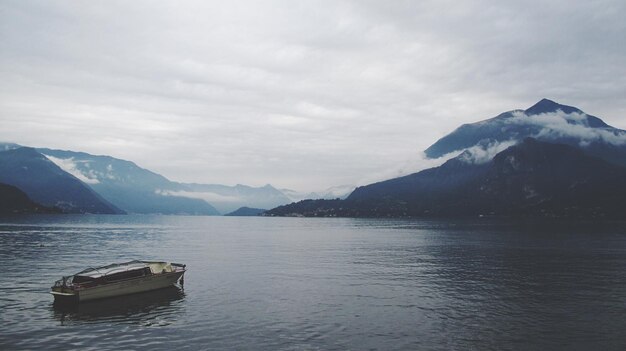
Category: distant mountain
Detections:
[
  {"x1": 280, "y1": 185, "x2": 355, "y2": 202},
  {"x1": 37, "y1": 148, "x2": 219, "y2": 215},
  {"x1": 0, "y1": 148, "x2": 124, "y2": 214},
  {"x1": 424, "y1": 99, "x2": 626, "y2": 167},
  {"x1": 224, "y1": 207, "x2": 266, "y2": 216},
  {"x1": 0, "y1": 182, "x2": 58, "y2": 214},
  {"x1": 266, "y1": 139, "x2": 626, "y2": 218},
  {"x1": 177, "y1": 183, "x2": 290, "y2": 214},
  {"x1": 2, "y1": 143, "x2": 296, "y2": 215},
  {"x1": 280, "y1": 189, "x2": 321, "y2": 202}
]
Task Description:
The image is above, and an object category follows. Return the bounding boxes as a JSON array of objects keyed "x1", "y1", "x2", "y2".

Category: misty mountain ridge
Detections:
[
  {"x1": 38, "y1": 148, "x2": 219, "y2": 215},
  {"x1": 1, "y1": 143, "x2": 296, "y2": 215},
  {"x1": 0, "y1": 147, "x2": 124, "y2": 214},
  {"x1": 267, "y1": 138, "x2": 626, "y2": 218},
  {"x1": 3, "y1": 99, "x2": 624, "y2": 218},
  {"x1": 40, "y1": 149, "x2": 295, "y2": 214},
  {"x1": 280, "y1": 185, "x2": 355, "y2": 202},
  {"x1": 174, "y1": 183, "x2": 290, "y2": 214},
  {"x1": 424, "y1": 98, "x2": 626, "y2": 167}
]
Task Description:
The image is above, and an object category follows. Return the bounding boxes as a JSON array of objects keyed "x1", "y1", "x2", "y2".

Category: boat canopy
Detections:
[
  {"x1": 75, "y1": 261, "x2": 152, "y2": 279},
  {"x1": 53, "y1": 260, "x2": 184, "y2": 288}
]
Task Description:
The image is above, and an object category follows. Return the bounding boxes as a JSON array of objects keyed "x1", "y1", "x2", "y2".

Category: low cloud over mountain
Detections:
[
  {"x1": 1, "y1": 143, "x2": 297, "y2": 215},
  {"x1": 267, "y1": 138, "x2": 626, "y2": 218},
  {"x1": 425, "y1": 99, "x2": 626, "y2": 167}
]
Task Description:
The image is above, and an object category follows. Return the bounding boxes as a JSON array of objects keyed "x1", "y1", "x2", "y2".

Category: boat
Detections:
[{"x1": 50, "y1": 260, "x2": 186, "y2": 303}]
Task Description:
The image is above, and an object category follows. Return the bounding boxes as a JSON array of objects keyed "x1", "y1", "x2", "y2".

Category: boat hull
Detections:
[{"x1": 52, "y1": 271, "x2": 185, "y2": 303}]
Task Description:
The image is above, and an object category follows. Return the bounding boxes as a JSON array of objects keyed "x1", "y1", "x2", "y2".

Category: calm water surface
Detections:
[{"x1": 0, "y1": 215, "x2": 625, "y2": 350}]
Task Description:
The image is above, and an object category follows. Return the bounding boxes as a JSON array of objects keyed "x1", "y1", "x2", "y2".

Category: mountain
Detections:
[
  {"x1": 0, "y1": 182, "x2": 58, "y2": 214},
  {"x1": 224, "y1": 207, "x2": 266, "y2": 216},
  {"x1": 280, "y1": 189, "x2": 321, "y2": 202},
  {"x1": 37, "y1": 148, "x2": 219, "y2": 215},
  {"x1": 34, "y1": 146, "x2": 294, "y2": 214},
  {"x1": 0, "y1": 148, "x2": 124, "y2": 214},
  {"x1": 266, "y1": 139, "x2": 626, "y2": 218},
  {"x1": 176, "y1": 183, "x2": 291, "y2": 214},
  {"x1": 280, "y1": 185, "x2": 355, "y2": 202},
  {"x1": 424, "y1": 99, "x2": 626, "y2": 167},
  {"x1": 464, "y1": 138, "x2": 626, "y2": 216},
  {"x1": 2, "y1": 143, "x2": 296, "y2": 215}
]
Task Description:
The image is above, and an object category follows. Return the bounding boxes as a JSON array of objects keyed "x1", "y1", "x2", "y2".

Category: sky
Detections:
[{"x1": 1, "y1": 0, "x2": 625, "y2": 192}]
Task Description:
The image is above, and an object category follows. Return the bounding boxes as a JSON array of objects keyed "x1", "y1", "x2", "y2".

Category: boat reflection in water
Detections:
[{"x1": 52, "y1": 286, "x2": 185, "y2": 325}]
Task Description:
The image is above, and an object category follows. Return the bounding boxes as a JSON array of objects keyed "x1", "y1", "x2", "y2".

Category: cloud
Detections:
[
  {"x1": 428, "y1": 109, "x2": 626, "y2": 168},
  {"x1": 1, "y1": 1, "x2": 625, "y2": 192},
  {"x1": 507, "y1": 110, "x2": 626, "y2": 146},
  {"x1": 355, "y1": 149, "x2": 463, "y2": 186},
  {"x1": 458, "y1": 140, "x2": 519, "y2": 164},
  {"x1": 365, "y1": 139, "x2": 519, "y2": 184},
  {"x1": 45, "y1": 155, "x2": 100, "y2": 184}
]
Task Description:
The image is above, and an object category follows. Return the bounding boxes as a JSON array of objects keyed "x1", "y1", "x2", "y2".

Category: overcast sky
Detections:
[{"x1": 1, "y1": 0, "x2": 625, "y2": 191}]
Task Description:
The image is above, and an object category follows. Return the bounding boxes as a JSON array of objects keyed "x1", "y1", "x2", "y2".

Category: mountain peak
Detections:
[
  {"x1": 424, "y1": 99, "x2": 620, "y2": 161},
  {"x1": 525, "y1": 98, "x2": 582, "y2": 115}
]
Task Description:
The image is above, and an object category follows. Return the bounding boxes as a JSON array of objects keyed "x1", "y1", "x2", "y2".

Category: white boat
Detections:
[{"x1": 51, "y1": 260, "x2": 186, "y2": 303}]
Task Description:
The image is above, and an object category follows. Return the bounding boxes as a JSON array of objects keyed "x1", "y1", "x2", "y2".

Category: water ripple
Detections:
[{"x1": 1, "y1": 216, "x2": 625, "y2": 350}]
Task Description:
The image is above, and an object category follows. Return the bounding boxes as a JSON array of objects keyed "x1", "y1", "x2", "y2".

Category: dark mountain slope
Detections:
[
  {"x1": 0, "y1": 182, "x2": 58, "y2": 214},
  {"x1": 0, "y1": 148, "x2": 124, "y2": 214},
  {"x1": 267, "y1": 139, "x2": 626, "y2": 218},
  {"x1": 459, "y1": 138, "x2": 626, "y2": 217}
]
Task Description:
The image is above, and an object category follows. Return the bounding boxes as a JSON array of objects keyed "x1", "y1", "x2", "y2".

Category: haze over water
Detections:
[{"x1": 1, "y1": 215, "x2": 625, "y2": 350}]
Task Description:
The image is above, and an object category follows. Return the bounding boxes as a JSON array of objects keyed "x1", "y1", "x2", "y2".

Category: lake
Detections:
[{"x1": 1, "y1": 215, "x2": 625, "y2": 350}]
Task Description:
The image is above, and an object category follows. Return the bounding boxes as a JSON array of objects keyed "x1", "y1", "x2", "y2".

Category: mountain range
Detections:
[
  {"x1": 0, "y1": 148, "x2": 123, "y2": 214},
  {"x1": 280, "y1": 185, "x2": 355, "y2": 202},
  {"x1": 173, "y1": 183, "x2": 290, "y2": 214},
  {"x1": 266, "y1": 99, "x2": 626, "y2": 218},
  {"x1": 0, "y1": 143, "x2": 299, "y2": 215},
  {"x1": 2, "y1": 99, "x2": 624, "y2": 218},
  {"x1": 38, "y1": 148, "x2": 220, "y2": 215}
]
